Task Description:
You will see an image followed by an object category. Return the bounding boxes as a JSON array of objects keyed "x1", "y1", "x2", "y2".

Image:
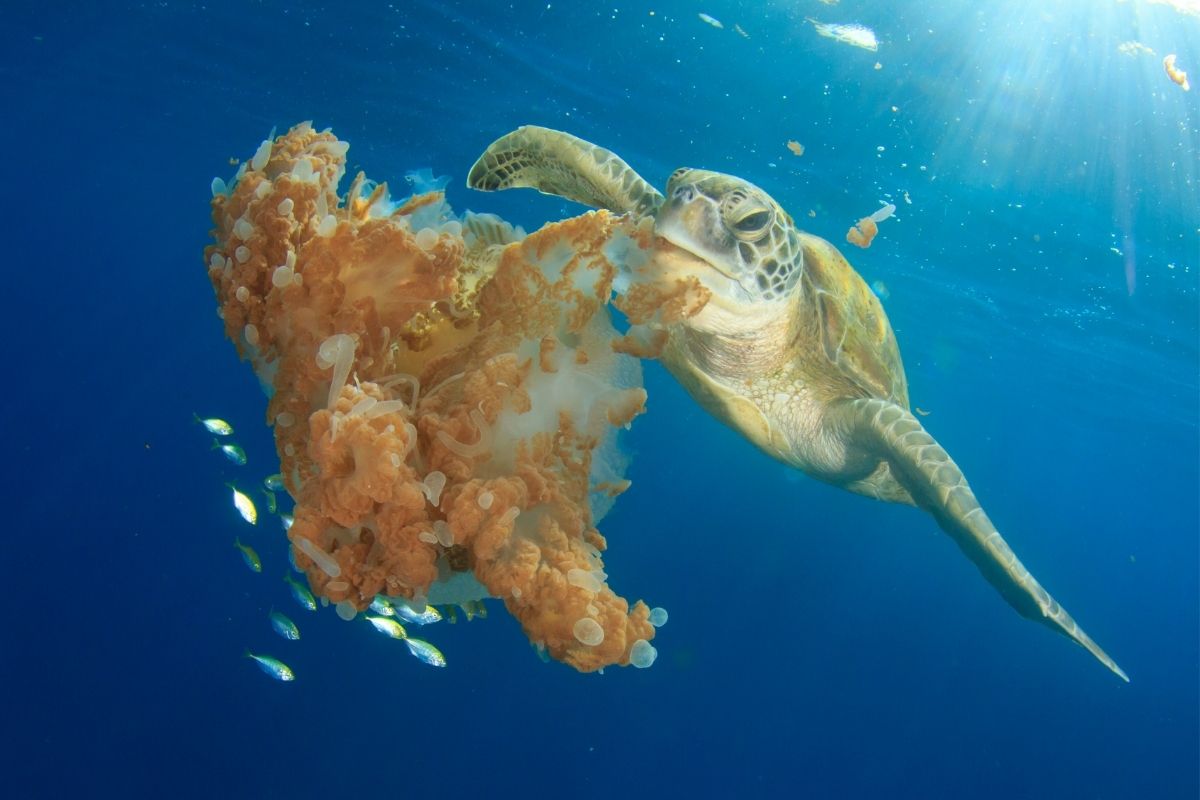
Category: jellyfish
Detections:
[{"x1": 205, "y1": 123, "x2": 655, "y2": 671}]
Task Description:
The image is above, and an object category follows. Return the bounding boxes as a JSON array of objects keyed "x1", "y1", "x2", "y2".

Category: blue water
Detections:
[{"x1": 4, "y1": 1, "x2": 1197, "y2": 797}]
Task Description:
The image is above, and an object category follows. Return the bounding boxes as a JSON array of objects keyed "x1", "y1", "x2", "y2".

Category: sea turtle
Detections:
[{"x1": 467, "y1": 126, "x2": 1127, "y2": 681}]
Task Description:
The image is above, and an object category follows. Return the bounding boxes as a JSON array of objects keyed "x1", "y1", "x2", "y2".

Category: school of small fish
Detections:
[{"x1": 195, "y1": 412, "x2": 487, "y2": 682}]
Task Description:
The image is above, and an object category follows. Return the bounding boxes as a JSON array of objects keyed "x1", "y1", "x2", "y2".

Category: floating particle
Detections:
[
  {"x1": 698, "y1": 12, "x2": 723, "y2": 29},
  {"x1": 786, "y1": 140, "x2": 805, "y2": 157},
  {"x1": 808, "y1": 19, "x2": 878, "y2": 51},
  {"x1": 1117, "y1": 40, "x2": 1154, "y2": 57},
  {"x1": 1164, "y1": 54, "x2": 1190, "y2": 91},
  {"x1": 847, "y1": 204, "x2": 895, "y2": 249}
]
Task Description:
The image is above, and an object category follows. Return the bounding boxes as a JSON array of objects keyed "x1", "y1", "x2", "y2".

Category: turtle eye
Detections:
[{"x1": 733, "y1": 209, "x2": 772, "y2": 236}]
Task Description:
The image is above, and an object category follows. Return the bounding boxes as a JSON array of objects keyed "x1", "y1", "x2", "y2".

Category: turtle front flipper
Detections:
[
  {"x1": 834, "y1": 397, "x2": 1128, "y2": 681},
  {"x1": 467, "y1": 126, "x2": 664, "y2": 217}
]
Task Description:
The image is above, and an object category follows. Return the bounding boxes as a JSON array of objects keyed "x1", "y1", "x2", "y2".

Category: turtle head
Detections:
[{"x1": 653, "y1": 168, "x2": 803, "y2": 308}]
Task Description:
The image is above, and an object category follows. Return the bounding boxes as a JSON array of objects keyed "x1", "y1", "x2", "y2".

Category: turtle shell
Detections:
[{"x1": 796, "y1": 233, "x2": 909, "y2": 407}]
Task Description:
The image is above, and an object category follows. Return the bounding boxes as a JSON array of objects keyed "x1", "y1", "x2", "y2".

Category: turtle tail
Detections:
[
  {"x1": 467, "y1": 126, "x2": 664, "y2": 217},
  {"x1": 838, "y1": 398, "x2": 1128, "y2": 682}
]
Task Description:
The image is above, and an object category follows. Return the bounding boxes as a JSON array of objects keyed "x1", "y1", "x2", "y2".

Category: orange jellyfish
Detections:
[{"x1": 205, "y1": 123, "x2": 657, "y2": 671}]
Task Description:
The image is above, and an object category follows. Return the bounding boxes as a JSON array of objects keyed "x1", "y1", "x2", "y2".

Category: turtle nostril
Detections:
[{"x1": 673, "y1": 185, "x2": 695, "y2": 202}]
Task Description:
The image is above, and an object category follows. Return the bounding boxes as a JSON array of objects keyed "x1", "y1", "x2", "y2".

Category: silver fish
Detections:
[{"x1": 245, "y1": 651, "x2": 294, "y2": 681}]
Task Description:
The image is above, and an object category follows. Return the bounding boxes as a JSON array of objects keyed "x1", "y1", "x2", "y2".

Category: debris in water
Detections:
[
  {"x1": 847, "y1": 203, "x2": 896, "y2": 249},
  {"x1": 1164, "y1": 54, "x2": 1190, "y2": 91},
  {"x1": 1117, "y1": 40, "x2": 1154, "y2": 57},
  {"x1": 807, "y1": 19, "x2": 878, "y2": 52},
  {"x1": 698, "y1": 13, "x2": 723, "y2": 29},
  {"x1": 786, "y1": 140, "x2": 805, "y2": 157}
]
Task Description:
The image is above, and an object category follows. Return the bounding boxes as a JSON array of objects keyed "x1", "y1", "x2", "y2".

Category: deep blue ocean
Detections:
[{"x1": 3, "y1": 1, "x2": 1197, "y2": 797}]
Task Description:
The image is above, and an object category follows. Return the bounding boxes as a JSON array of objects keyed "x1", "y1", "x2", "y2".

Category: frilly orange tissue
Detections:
[{"x1": 206, "y1": 123, "x2": 657, "y2": 671}]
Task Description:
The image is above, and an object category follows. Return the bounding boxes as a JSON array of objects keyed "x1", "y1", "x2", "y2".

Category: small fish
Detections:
[
  {"x1": 365, "y1": 615, "x2": 408, "y2": 639},
  {"x1": 264, "y1": 473, "x2": 285, "y2": 492},
  {"x1": 228, "y1": 484, "x2": 257, "y2": 525},
  {"x1": 195, "y1": 414, "x2": 233, "y2": 436},
  {"x1": 284, "y1": 573, "x2": 317, "y2": 612},
  {"x1": 269, "y1": 610, "x2": 300, "y2": 640},
  {"x1": 733, "y1": 23, "x2": 749, "y2": 39},
  {"x1": 915, "y1": 407, "x2": 931, "y2": 417},
  {"x1": 404, "y1": 638, "x2": 446, "y2": 668},
  {"x1": 393, "y1": 599, "x2": 443, "y2": 625},
  {"x1": 698, "y1": 12, "x2": 723, "y2": 29},
  {"x1": 214, "y1": 440, "x2": 247, "y2": 466},
  {"x1": 443, "y1": 605, "x2": 458, "y2": 624},
  {"x1": 245, "y1": 650, "x2": 295, "y2": 681},
  {"x1": 234, "y1": 538, "x2": 261, "y2": 573},
  {"x1": 261, "y1": 489, "x2": 278, "y2": 515},
  {"x1": 369, "y1": 595, "x2": 396, "y2": 617}
]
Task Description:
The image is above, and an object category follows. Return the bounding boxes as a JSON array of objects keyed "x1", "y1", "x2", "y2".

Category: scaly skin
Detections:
[{"x1": 468, "y1": 126, "x2": 1127, "y2": 681}]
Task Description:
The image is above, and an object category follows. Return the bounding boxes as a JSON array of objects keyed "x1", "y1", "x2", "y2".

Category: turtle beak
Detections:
[{"x1": 653, "y1": 195, "x2": 740, "y2": 282}]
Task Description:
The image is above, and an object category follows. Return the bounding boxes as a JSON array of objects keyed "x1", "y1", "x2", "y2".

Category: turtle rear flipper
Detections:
[
  {"x1": 835, "y1": 397, "x2": 1128, "y2": 681},
  {"x1": 468, "y1": 126, "x2": 663, "y2": 217}
]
